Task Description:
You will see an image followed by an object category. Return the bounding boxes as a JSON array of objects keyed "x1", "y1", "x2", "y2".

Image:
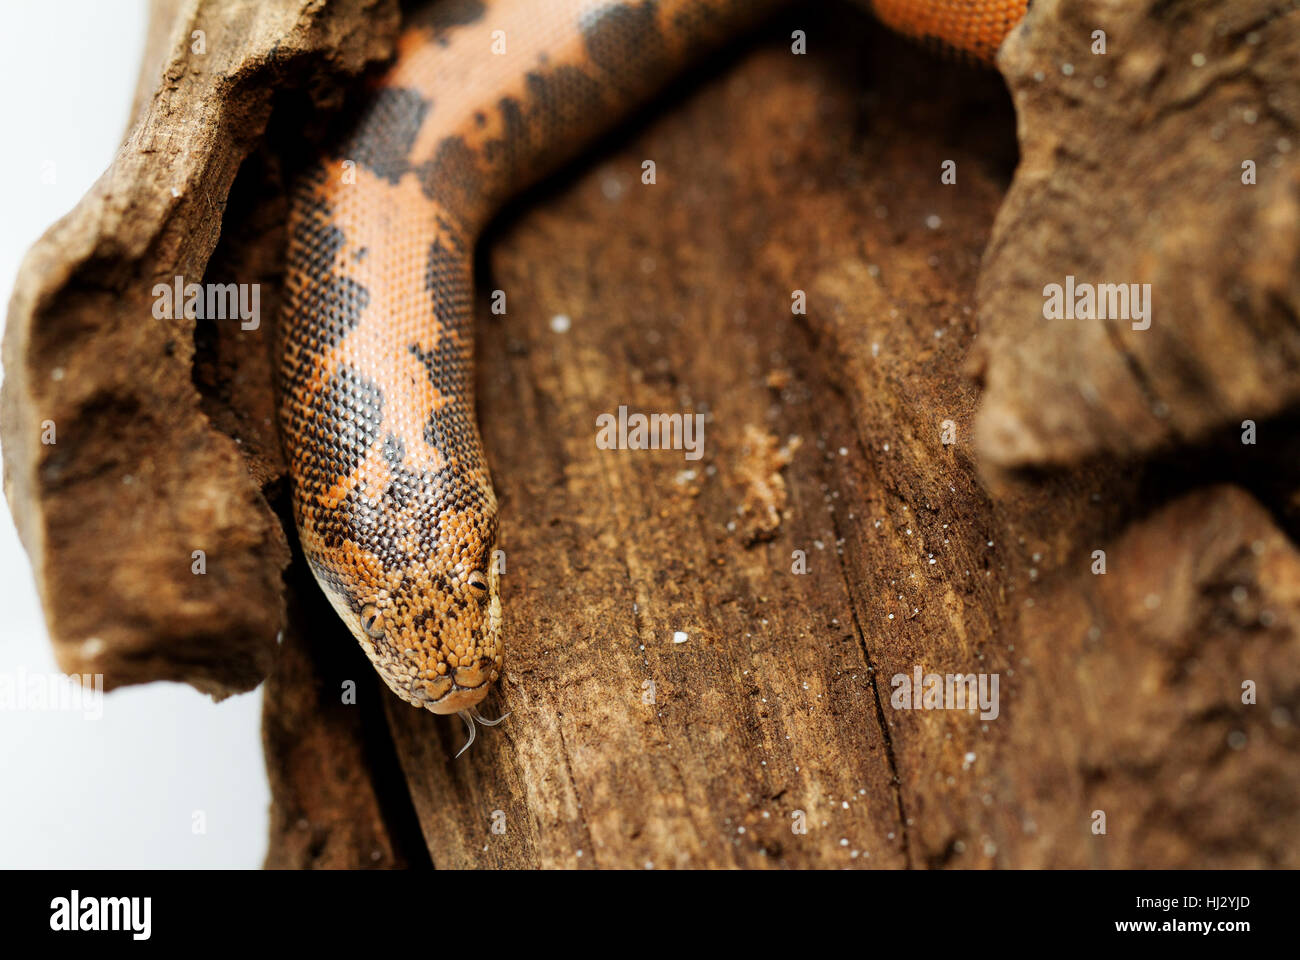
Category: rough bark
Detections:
[
  {"x1": 4, "y1": 0, "x2": 1298, "y2": 869},
  {"x1": 973, "y1": 0, "x2": 1300, "y2": 473}
]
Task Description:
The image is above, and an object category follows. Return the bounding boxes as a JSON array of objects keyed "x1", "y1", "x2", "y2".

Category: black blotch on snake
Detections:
[
  {"x1": 283, "y1": 193, "x2": 370, "y2": 359},
  {"x1": 319, "y1": 364, "x2": 385, "y2": 478},
  {"x1": 409, "y1": 0, "x2": 487, "y2": 33},
  {"x1": 581, "y1": 1, "x2": 669, "y2": 90},
  {"x1": 336, "y1": 87, "x2": 431, "y2": 184},
  {"x1": 417, "y1": 136, "x2": 485, "y2": 229}
]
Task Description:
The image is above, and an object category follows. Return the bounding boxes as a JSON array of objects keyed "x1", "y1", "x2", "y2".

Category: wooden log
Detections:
[{"x1": 4, "y1": 0, "x2": 1297, "y2": 869}]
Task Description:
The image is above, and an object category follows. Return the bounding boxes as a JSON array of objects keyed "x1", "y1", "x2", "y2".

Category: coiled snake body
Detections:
[{"x1": 278, "y1": 0, "x2": 1028, "y2": 740}]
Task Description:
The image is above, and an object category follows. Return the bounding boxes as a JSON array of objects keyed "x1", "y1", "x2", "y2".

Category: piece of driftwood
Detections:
[
  {"x1": 974, "y1": 0, "x2": 1300, "y2": 472},
  {"x1": 4, "y1": 0, "x2": 1298, "y2": 869},
  {"x1": 2, "y1": 0, "x2": 398, "y2": 696}
]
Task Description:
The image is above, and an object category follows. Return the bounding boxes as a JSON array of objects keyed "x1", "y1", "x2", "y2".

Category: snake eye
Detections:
[
  {"x1": 360, "y1": 603, "x2": 385, "y2": 638},
  {"x1": 467, "y1": 570, "x2": 488, "y2": 596}
]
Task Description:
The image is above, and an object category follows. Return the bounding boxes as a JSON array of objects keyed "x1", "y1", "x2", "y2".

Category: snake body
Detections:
[{"x1": 278, "y1": 0, "x2": 1028, "y2": 725}]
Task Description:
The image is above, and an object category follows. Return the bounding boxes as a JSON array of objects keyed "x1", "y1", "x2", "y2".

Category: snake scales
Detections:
[{"x1": 278, "y1": 0, "x2": 1028, "y2": 748}]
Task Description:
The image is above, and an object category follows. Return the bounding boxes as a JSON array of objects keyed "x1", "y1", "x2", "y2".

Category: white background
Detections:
[{"x1": 0, "y1": 0, "x2": 269, "y2": 869}]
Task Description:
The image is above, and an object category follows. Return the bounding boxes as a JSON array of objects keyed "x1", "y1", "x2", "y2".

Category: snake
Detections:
[{"x1": 277, "y1": 0, "x2": 1029, "y2": 752}]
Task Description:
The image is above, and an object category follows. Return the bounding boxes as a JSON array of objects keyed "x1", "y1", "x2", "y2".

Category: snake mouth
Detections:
[
  {"x1": 391, "y1": 668, "x2": 491, "y2": 714},
  {"x1": 425, "y1": 683, "x2": 489, "y2": 714}
]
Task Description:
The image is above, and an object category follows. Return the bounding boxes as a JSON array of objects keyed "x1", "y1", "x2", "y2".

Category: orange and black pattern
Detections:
[
  {"x1": 870, "y1": 0, "x2": 1029, "y2": 63},
  {"x1": 278, "y1": 0, "x2": 1029, "y2": 718}
]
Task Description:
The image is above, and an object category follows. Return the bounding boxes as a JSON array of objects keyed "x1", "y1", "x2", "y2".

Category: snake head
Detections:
[{"x1": 311, "y1": 517, "x2": 503, "y2": 716}]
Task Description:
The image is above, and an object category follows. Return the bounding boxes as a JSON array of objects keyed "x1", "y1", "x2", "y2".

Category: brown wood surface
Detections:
[
  {"x1": 3, "y1": 0, "x2": 1298, "y2": 869},
  {"x1": 383, "y1": 19, "x2": 1020, "y2": 868}
]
